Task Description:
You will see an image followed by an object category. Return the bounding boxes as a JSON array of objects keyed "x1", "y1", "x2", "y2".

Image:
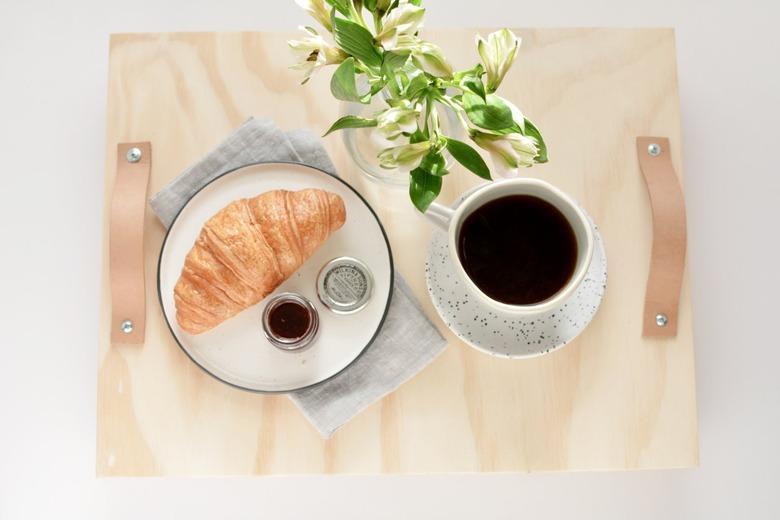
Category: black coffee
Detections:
[{"x1": 457, "y1": 195, "x2": 578, "y2": 305}]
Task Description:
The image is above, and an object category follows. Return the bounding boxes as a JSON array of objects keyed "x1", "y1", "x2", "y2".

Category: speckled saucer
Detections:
[{"x1": 425, "y1": 211, "x2": 607, "y2": 359}]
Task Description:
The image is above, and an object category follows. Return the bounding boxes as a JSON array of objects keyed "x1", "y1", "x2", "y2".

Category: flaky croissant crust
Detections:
[{"x1": 174, "y1": 189, "x2": 346, "y2": 334}]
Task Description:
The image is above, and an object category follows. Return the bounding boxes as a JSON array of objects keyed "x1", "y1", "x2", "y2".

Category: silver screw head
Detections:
[
  {"x1": 120, "y1": 320, "x2": 134, "y2": 334},
  {"x1": 126, "y1": 147, "x2": 142, "y2": 163},
  {"x1": 655, "y1": 313, "x2": 668, "y2": 327},
  {"x1": 647, "y1": 143, "x2": 661, "y2": 156}
]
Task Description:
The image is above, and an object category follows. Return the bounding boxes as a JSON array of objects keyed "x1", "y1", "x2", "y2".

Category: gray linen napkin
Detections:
[{"x1": 150, "y1": 117, "x2": 447, "y2": 438}]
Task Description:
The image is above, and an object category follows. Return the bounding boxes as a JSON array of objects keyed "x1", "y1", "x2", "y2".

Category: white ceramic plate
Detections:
[
  {"x1": 158, "y1": 162, "x2": 393, "y2": 392},
  {"x1": 425, "y1": 194, "x2": 607, "y2": 359}
]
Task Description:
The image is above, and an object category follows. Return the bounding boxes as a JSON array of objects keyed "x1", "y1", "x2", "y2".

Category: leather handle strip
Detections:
[
  {"x1": 110, "y1": 142, "x2": 151, "y2": 344},
  {"x1": 636, "y1": 137, "x2": 687, "y2": 338}
]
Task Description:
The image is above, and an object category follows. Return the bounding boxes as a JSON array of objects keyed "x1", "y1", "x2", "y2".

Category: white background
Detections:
[{"x1": 1, "y1": 0, "x2": 779, "y2": 518}]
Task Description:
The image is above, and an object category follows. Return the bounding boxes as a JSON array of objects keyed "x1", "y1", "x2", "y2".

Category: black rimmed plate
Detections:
[{"x1": 157, "y1": 162, "x2": 393, "y2": 393}]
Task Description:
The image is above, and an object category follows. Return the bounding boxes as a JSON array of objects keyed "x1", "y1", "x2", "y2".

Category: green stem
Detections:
[
  {"x1": 435, "y1": 77, "x2": 465, "y2": 92},
  {"x1": 428, "y1": 101, "x2": 439, "y2": 144}
]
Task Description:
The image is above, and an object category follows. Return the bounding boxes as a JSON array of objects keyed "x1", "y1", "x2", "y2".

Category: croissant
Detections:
[{"x1": 174, "y1": 189, "x2": 346, "y2": 334}]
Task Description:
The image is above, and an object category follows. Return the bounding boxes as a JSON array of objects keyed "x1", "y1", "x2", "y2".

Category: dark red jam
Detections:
[{"x1": 267, "y1": 301, "x2": 312, "y2": 340}]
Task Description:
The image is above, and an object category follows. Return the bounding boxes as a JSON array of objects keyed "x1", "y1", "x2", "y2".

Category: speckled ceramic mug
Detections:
[{"x1": 425, "y1": 178, "x2": 594, "y2": 317}]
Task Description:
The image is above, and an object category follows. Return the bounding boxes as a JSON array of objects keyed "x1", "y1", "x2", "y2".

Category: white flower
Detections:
[
  {"x1": 393, "y1": 35, "x2": 453, "y2": 78},
  {"x1": 288, "y1": 26, "x2": 347, "y2": 81},
  {"x1": 476, "y1": 29, "x2": 520, "y2": 92},
  {"x1": 376, "y1": 1, "x2": 425, "y2": 50},
  {"x1": 452, "y1": 94, "x2": 526, "y2": 136},
  {"x1": 378, "y1": 141, "x2": 432, "y2": 172},
  {"x1": 413, "y1": 41, "x2": 453, "y2": 78},
  {"x1": 376, "y1": 100, "x2": 422, "y2": 139},
  {"x1": 294, "y1": 0, "x2": 332, "y2": 32},
  {"x1": 473, "y1": 132, "x2": 538, "y2": 178}
]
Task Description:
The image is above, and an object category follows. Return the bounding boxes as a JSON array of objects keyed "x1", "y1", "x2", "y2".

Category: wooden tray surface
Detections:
[{"x1": 98, "y1": 28, "x2": 698, "y2": 476}]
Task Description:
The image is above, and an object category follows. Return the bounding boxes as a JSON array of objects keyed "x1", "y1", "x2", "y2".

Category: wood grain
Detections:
[{"x1": 98, "y1": 28, "x2": 698, "y2": 476}]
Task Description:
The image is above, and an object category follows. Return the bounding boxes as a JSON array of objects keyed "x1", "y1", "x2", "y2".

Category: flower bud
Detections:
[
  {"x1": 475, "y1": 29, "x2": 520, "y2": 92},
  {"x1": 376, "y1": 100, "x2": 422, "y2": 139},
  {"x1": 294, "y1": 0, "x2": 333, "y2": 32},
  {"x1": 376, "y1": 1, "x2": 425, "y2": 50},
  {"x1": 378, "y1": 141, "x2": 432, "y2": 172},
  {"x1": 413, "y1": 41, "x2": 453, "y2": 78},
  {"x1": 391, "y1": 35, "x2": 453, "y2": 78},
  {"x1": 473, "y1": 132, "x2": 538, "y2": 178}
]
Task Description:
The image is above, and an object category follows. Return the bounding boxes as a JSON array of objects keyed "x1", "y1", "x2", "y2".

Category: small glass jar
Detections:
[{"x1": 261, "y1": 293, "x2": 319, "y2": 351}]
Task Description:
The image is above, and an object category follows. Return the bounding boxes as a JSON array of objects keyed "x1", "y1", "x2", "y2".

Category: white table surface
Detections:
[{"x1": 1, "y1": 0, "x2": 778, "y2": 518}]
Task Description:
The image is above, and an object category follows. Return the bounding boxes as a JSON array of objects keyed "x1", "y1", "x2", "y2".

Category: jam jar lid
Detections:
[
  {"x1": 316, "y1": 257, "x2": 373, "y2": 314},
  {"x1": 261, "y1": 293, "x2": 319, "y2": 351}
]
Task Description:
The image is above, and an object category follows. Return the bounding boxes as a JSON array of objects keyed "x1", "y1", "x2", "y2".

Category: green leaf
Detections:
[
  {"x1": 405, "y1": 72, "x2": 430, "y2": 99},
  {"x1": 453, "y1": 63, "x2": 483, "y2": 82},
  {"x1": 366, "y1": 79, "x2": 386, "y2": 100},
  {"x1": 326, "y1": 0, "x2": 351, "y2": 15},
  {"x1": 445, "y1": 138, "x2": 491, "y2": 180},
  {"x1": 382, "y1": 51, "x2": 410, "y2": 74},
  {"x1": 461, "y1": 76, "x2": 486, "y2": 101},
  {"x1": 522, "y1": 118, "x2": 548, "y2": 163},
  {"x1": 333, "y1": 17, "x2": 383, "y2": 68},
  {"x1": 455, "y1": 65, "x2": 486, "y2": 101},
  {"x1": 364, "y1": 0, "x2": 377, "y2": 10},
  {"x1": 330, "y1": 58, "x2": 363, "y2": 102},
  {"x1": 418, "y1": 151, "x2": 448, "y2": 176},
  {"x1": 409, "y1": 168, "x2": 442, "y2": 212},
  {"x1": 381, "y1": 51, "x2": 410, "y2": 96},
  {"x1": 323, "y1": 115, "x2": 377, "y2": 136},
  {"x1": 462, "y1": 92, "x2": 514, "y2": 132}
]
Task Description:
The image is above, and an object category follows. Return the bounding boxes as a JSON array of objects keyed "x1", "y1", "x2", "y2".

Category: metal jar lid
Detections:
[{"x1": 316, "y1": 257, "x2": 373, "y2": 314}]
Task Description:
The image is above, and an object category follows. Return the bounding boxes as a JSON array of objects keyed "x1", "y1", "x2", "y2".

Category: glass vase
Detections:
[{"x1": 340, "y1": 96, "x2": 461, "y2": 188}]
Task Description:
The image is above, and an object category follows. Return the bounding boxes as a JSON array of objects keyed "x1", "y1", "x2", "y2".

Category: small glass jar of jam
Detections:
[{"x1": 261, "y1": 293, "x2": 319, "y2": 351}]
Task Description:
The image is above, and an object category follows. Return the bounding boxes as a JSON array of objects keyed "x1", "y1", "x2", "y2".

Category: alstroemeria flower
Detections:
[
  {"x1": 376, "y1": 0, "x2": 425, "y2": 50},
  {"x1": 294, "y1": 0, "x2": 332, "y2": 32},
  {"x1": 450, "y1": 94, "x2": 526, "y2": 139},
  {"x1": 376, "y1": 100, "x2": 422, "y2": 139},
  {"x1": 288, "y1": 26, "x2": 347, "y2": 81},
  {"x1": 393, "y1": 35, "x2": 453, "y2": 78},
  {"x1": 475, "y1": 29, "x2": 520, "y2": 92},
  {"x1": 473, "y1": 132, "x2": 538, "y2": 178},
  {"x1": 378, "y1": 141, "x2": 432, "y2": 172}
]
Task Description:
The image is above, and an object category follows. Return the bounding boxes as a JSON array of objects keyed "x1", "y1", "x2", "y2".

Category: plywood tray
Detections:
[{"x1": 97, "y1": 28, "x2": 698, "y2": 476}]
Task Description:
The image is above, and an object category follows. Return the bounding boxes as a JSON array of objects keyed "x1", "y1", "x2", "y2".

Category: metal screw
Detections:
[
  {"x1": 120, "y1": 320, "x2": 134, "y2": 334},
  {"x1": 126, "y1": 147, "x2": 142, "y2": 163},
  {"x1": 647, "y1": 143, "x2": 661, "y2": 156},
  {"x1": 655, "y1": 313, "x2": 668, "y2": 327}
]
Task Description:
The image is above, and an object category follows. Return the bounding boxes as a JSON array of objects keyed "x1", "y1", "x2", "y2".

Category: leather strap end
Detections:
[
  {"x1": 110, "y1": 142, "x2": 152, "y2": 345},
  {"x1": 636, "y1": 137, "x2": 687, "y2": 338}
]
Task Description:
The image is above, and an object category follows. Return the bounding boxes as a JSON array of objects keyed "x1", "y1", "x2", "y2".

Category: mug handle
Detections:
[{"x1": 424, "y1": 201, "x2": 455, "y2": 231}]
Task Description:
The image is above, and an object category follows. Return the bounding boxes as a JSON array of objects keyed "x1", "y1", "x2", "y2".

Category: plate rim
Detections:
[{"x1": 156, "y1": 160, "x2": 394, "y2": 394}]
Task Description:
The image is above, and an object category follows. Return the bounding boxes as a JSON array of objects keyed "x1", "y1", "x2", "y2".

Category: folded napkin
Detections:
[{"x1": 150, "y1": 117, "x2": 447, "y2": 437}]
